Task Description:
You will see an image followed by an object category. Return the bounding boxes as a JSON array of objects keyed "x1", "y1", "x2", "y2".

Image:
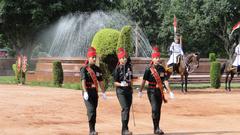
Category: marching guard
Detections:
[
  {"x1": 80, "y1": 47, "x2": 107, "y2": 135},
  {"x1": 113, "y1": 48, "x2": 133, "y2": 135},
  {"x1": 139, "y1": 47, "x2": 167, "y2": 135}
]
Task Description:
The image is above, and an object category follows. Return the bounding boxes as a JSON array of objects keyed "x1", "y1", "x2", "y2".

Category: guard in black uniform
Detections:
[
  {"x1": 113, "y1": 48, "x2": 133, "y2": 135},
  {"x1": 139, "y1": 47, "x2": 167, "y2": 135},
  {"x1": 80, "y1": 47, "x2": 107, "y2": 135}
]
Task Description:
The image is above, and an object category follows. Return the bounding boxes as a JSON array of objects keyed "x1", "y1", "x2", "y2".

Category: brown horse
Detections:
[
  {"x1": 221, "y1": 61, "x2": 239, "y2": 91},
  {"x1": 167, "y1": 53, "x2": 200, "y2": 93}
]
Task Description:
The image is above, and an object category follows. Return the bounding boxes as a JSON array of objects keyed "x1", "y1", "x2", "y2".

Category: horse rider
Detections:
[
  {"x1": 139, "y1": 47, "x2": 168, "y2": 135},
  {"x1": 80, "y1": 47, "x2": 107, "y2": 135},
  {"x1": 232, "y1": 42, "x2": 240, "y2": 71},
  {"x1": 167, "y1": 33, "x2": 184, "y2": 72},
  {"x1": 113, "y1": 48, "x2": 133, "y2": 135}
]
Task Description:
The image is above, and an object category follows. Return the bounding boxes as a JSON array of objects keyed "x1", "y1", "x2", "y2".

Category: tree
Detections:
[
  {"x1": 0, "y1": 0, "x2": 67, "y2": 55},
  {"x1": 0, "y1": 0, "x2": 122, "y2": 56},
  {"x1": 190, "y1": 0, "x2": 240, "y2": 59},
  {"x1": 121, "y1": 0, "x2": 162, "y2": 45},
  {"x1": 122, "y1": 0, "x2": 240, "y2": 58}
]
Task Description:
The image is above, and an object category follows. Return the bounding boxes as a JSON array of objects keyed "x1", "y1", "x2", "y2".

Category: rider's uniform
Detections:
[
  {"x1": 233, "y1": 44, "x2": 240, "y2": 67},
  {"x1": 167, "y1": 42, "x2": 184, "y2": 66}
]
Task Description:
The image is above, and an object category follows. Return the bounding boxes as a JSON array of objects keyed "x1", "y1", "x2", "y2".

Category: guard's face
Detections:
[
  {"x1": 119, "y1": 57, "x2": 127, "y2": 65},
  {"x1": 88, "y1": 56, "x2": 96, "y2": 65},
  {"x1": 175, "y1": 37, "x2": 180, "y2": 44},
  {"x1": 152, "y1": 57, "x2": 160, "y2": 65}
]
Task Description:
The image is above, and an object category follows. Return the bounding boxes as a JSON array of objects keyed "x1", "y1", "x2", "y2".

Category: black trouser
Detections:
[
  {"x1": 116, "y1": 87, "x2": 133, "y2": 133},
  {"x1": 147, "y1": 88, "x2": 163, "y2": 131},
  {"x1": 83, "y1": 88, "x2": 98, "y2": 133}
]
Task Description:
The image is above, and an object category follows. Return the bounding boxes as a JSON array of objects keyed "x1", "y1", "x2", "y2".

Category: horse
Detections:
[
  {"x1": 221, "y1": 61, "x2": 240, "y2": 91},
  {"x1": 167, "y1": 52, "x2": 200, "y2": 93}
]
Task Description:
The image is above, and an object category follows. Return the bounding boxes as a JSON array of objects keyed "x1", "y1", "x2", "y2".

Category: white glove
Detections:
[
  {"x1": 138, "y1": 91, "x2": 143, "y2": 98},
  {"x1": 169, "y1": 91, "x2": 175, "y2": 99},
  {"x1": 102, "y1": 92, "x2": 107, "y2": 100},
  {"x1": 83, "y1": 92, "x2": 89, "y2": 100},
  {"x1": 120, "y1": 81, "x2": 128, "y2": 87}
]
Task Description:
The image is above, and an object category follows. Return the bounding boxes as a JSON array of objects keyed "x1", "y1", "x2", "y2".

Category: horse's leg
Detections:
[
  {"x1": 185, "y1": 74, "x2": 188, "y2": 93},
  {"x1": 229, "y1": 72, "x2": 234, "y2": 92},
  {"x1": 225, "y1": 72, "x2": 229, "y2": 91},
  {"x1": 181, "y1": 75, "x2": 184, "y2": 93}
]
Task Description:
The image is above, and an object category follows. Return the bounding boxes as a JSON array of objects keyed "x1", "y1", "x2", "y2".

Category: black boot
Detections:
[
  {"x1": 122, "y1": 120, "x2": 132, "y2": 135},
  {"x1": 89, "y1": 121, "x2": 97, "y2": 135},
  {"x1": 122, "y1": 130, "x2": 132, "y2": 135},
  {"x1": 154, "y1": 127, "x2": 164, "y2": 135},
  {"x1": 89, "y1": 131, "x2": 98, "y2": 135},
  {"x1": 153, "y1": 119, "x2": 164, "y2": 134}
]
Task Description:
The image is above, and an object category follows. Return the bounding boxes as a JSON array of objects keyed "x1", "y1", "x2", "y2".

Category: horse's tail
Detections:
[{"x1": 221, "y1": 62, "x2": 226, "y2": 75}]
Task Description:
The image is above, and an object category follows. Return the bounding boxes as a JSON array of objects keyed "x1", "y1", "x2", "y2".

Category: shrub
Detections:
[
  {"x1": 52, "y1": 61, "x2": 64, "y2": 87},
  {"x1": 209, "y1": 53, "x2": 216, "y2": 62},
  {"x1": 12, "y1": 63, "x2": 21, "y2": 83},
  {"x1": 210, "y1": 61, "x2": 221, "y2": 88},
  {"x1": 12, "y1": 63, "x2": 26, "y2": 84},
  {"x1": 92, "y1": 28, "x2": 120, "y2": 57},
  {"x1": 117, "y1": 25, "x2": 133, "y2": 55},
  {"x1": 99, "y1": 60, "x2": 115, "y2": 90}
]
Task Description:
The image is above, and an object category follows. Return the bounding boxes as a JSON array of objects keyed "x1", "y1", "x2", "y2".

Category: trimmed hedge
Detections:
[
  {"x1": 117, "y1": 25, "x2": 133, "y2": 55},
  {"x1": 53, "y1": 61, "x2": 64, "y2": 87},
  {"x1": 209, "y1": 53, "x2": 216, "y2": 62},
  {"x1": 210, "y1": 61, "x2": 221, "y2": 88},
  {"x1": 12, "y1": 63, "x2": 26, "y2": 84},
  {"x1": 12, "y1": 64, "x2": 18, "y2": 81},
  {"x1": 92, "y1": 28, "x2": 120, "y2": 57}
]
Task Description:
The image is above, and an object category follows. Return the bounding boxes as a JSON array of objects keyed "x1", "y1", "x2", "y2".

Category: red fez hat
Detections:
[
  {"x1": 151, "y1": 47, "x2": 160, "y2": 58},
  {"x1": 87, "y1": 47, "x2": 96, "y2": 57},
  {"x1": 117, "y1": 47, "x2": 126, "y2": 59},
  {"x1": 152, "y1": 47, "x2": 159, "y2": 52}
]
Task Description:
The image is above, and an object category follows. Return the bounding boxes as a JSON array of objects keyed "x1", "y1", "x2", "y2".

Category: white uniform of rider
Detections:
[
  {"x1": 233, "y1": 43, "x2": 240, "y2": 67},
  {"x1": 167, "y1": 35, "x2": 184, "y2": 66}
]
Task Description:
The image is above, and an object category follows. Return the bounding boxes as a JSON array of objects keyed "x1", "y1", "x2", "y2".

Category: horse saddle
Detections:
[{"x1": 231, "y1": 65, "x2": 240, "y2": 72}]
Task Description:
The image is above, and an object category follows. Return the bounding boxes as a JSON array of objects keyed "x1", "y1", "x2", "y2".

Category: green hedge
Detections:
[
  {"x1": 12, "y1": 64, "x2": 17, "y2": 80},
  {"x1": 92, "y1": 28, "x2": 120, "y2": 57},
  {"x1": 210, "y1": 61, "x2": 221, "y2": 88},
  {"x1": 209, "y1": 53, "x2": 216, "y2": 62},
  {"x1": 117, "y1": 25, "x2": 133, "y2": 55},
  {"x1": 52, "y1": 61, "x2": 64, "y2": 87},
  {"x1": 12, "y1": 63, "x2": 26, "y2": 84}
]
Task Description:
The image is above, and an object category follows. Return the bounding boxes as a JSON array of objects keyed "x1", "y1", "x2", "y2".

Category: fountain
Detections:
[{"x1": 27, "y1": 11, "x2": 153, "y2": 83}]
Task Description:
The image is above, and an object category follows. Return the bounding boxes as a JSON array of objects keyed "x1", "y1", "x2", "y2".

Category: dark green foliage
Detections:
[
  {"x1": 92, "y1": 28, "x2": 120, "y2": 89},
  {"x1": 1, "y1": 0, "x2": 240, "y2": 58},
  {"x1": 117, "y1": 25, "x2": 133, "y2": 55},
  {"x1": 210, "y1": 61, "x2": 221, "y2": 89},
  {"x1": 99, "y1": 54, "x2": 118, "y2": 90},
  {"x1": 209, "y1": 53, "x2": 216, "y2": 62},
  {"x1": 12, "y1": 64, "x2": 18, "y2": 82},
  {"x1": 0, "y1": 0, "x2": 121, "y2": 54},
  {"x1": 92, "y1": 28, "x2": 120, "y2": 57},
  {"x1": 122, "y1": 0, "x2": 240, "y2": 58},
  {"x1": 100, "y1": 61, "x2": 113, "y2": 90},
  {"x1": 52, "y1": 61, "x2": 63, "y2": 87}
]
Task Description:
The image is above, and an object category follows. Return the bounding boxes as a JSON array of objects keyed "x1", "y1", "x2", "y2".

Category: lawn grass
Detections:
[
  {"x1": 0, "y1": 76, "x2": 17, "y2": 84},
  {"x1": 0, "y1": 76, "x2": 239, "y2": 90}
]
